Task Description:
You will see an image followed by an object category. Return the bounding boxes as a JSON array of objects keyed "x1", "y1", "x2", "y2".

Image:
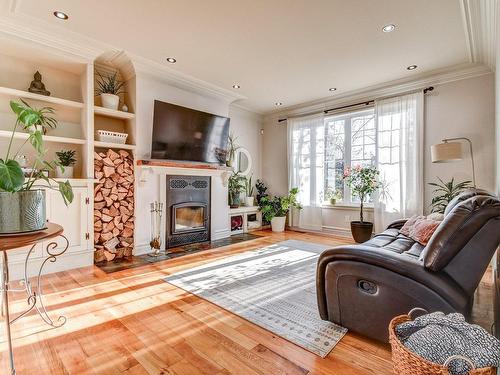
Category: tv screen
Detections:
[{"x1": 151, "y1": 100, "x2": 230, "y2": 164}]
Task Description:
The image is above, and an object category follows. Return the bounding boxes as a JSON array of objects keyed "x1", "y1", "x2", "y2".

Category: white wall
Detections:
[{"x1": 262, "y1": 74, "x2": 495, "y2": 232}]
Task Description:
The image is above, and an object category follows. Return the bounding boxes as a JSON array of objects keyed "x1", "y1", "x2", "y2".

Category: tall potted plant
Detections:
[
  {"x1": 343, "y1": 165, "x2": 380, "y2": 243},
  {"x1": 228, "y1": 172, "x2": 245, "y2": 208},
  {"x1": 244, "y1": 175, "x2": 254, "y2": 206},
  {"x1": 428, "y1": 177, "x2": 472, "y2": 214},
  {"x1": 0, "y1": 100, "x2": 74, "y2": 234},
  {"x1": 95, "y1": 71, "x2": 125, "y2": 110},
  {"x1": 226, "y1": 133, "x2": 239, "y2": 167},
  {"x1": 255, "y1": 179, "x2": 268, "y2": 205},
  {"x1": 260, "y1": 188, "x2": 301, "y2": 232}
]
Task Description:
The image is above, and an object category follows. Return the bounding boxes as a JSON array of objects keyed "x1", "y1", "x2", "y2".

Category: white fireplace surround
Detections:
[{"x1": 134, "y1": 164, "x2": 231, "y2": 255}]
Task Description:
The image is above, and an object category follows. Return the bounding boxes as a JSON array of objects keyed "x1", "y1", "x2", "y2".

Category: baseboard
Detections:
[
  {"x1": 7, "y1": 250, "x2": 94, "y2": 281},
  {"x1": 213, "y1": 228, "x2": 231, "y2": 241}
]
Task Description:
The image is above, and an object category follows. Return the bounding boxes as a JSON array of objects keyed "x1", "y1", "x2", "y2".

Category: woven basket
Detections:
[
  {"x1": 96, "y1": 130, "x2": 128, "y2": 144},
  {"x1": 389, "y1": 311, "x2": 496, "y2": 375}
]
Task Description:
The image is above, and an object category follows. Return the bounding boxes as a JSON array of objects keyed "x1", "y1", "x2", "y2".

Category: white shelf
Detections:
[
  {"x1": 94, "y1": 106, "x2": 135, "y2": 120},
  {"x1": 94, "y1": 140, "x2": 136, "y2": 150},
  {"x1": 0, "y1": 86, "x2": 84, "y2": 109},
  {"x1": 0, "y1": 130, "x2": 86, "y2": 144}
]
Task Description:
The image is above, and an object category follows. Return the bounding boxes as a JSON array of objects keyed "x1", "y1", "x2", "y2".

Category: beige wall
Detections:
[{"x1": 262, "y1": 74, "x2": 496, "y2": 231}]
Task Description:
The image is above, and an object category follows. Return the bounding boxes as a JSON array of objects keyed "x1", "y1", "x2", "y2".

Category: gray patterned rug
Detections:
[{"x1": 164, "y1": 239, "x2": 347, "y2": 357}]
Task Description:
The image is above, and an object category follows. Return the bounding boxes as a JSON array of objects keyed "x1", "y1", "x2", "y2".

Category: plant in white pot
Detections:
[
  {"x1": 0, "y1": 100, "x2": 74, "y2": 234},
  {"x1": 228, "y1": 172, "x2": 245, "y2": 208},
  {"x1": 95, "y1": 71, "x2": 125, "y2": 110},
  {"x1": 244, "y1": 175, "x2": 254, "y2": 206},
  {"x1": 343, "y1": 165, "x2": 380, "y2": 243},
  {"x1": 55, "y1": 150, "x2": 76, "y2": 178},
  {"x1": 260, "y1": 188, "x2": 301, "y2": 232}
]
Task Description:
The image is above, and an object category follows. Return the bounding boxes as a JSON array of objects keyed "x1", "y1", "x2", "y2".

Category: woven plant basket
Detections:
[{"x1": 389, "y1": 310, "x2": 496, "y2": 375}]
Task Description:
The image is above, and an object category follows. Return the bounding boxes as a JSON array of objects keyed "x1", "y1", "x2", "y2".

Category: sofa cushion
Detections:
[{"x1": 364, "y1": 228, "x2": 425, "y2": 258}]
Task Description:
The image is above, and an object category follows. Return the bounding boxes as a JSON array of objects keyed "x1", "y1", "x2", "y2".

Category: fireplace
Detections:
[{"x1": 166, "y1": 175, "x2": 210, "y2": 248}]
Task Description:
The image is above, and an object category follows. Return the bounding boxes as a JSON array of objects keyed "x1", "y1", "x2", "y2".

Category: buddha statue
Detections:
[{"x1": 28, "y1": 71, "x2": 50, "y2": 96}]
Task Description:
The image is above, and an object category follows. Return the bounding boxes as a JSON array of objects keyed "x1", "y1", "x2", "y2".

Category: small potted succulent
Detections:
[
  {"x1": 324, "y1": 188, "x2": 342, "y2": 205},
  {"x1": 0, "y1": 100, "x2": 73, "y2": 234},
  {"x1": 228, "y1": 172, "x2": 246, "y2": 208},
  {"x1": 95, "y1": 71, "x2": 125, "y2": 110},
  {"x1": 343, "y1": 165, "x2": 380, "y2": 243},
  {"x1": 55, "y1": 150, "x2": 76, "y2": 178},
  {"x1": 259, "y1": 188, "x2": 301, "y2": 232},
  {"x1": 244, "y1": 175, "x2": 255, "y2": 207}
]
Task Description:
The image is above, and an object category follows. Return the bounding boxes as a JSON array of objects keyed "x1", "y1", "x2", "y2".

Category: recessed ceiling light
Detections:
[
  {"x1": 53, "y1": 11, "x2": 68, "y2": 20},
  {"x1": 382, "y1": 24, "x2": 396, "y2": 33},
  {"x1": 166, "y1": 57, "x2": 177, "y2": 63},
  {"x1": 275, "y1": 102, "x2": 283, "y2": 106},
  {"x1": 407, "y1": 65, "x2": 418, "y2": 70},
  {"x1": 329, "y1": 87, "x2": 337, "y2": 92},
  {"x1": 232, "y1": 84, "x2": 241, "y2": 89}
]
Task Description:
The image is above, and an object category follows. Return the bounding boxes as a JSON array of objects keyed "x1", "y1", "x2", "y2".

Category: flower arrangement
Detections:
[{"x1": 343, "y1": 165, "x2": 380, "y2": 223}]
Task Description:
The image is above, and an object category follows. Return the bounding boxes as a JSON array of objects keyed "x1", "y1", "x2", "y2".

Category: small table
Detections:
[{"x1": 0, "y1": 223, "x2": 68, "y2": 375}]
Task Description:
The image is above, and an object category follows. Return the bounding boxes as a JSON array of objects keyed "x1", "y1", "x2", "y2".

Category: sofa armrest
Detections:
[
  {"x1": 386, "y1": 219, "x2": 408, "y2": 230},
  {"x1": 316, "y1": 245, "x2": 467, "y2": 320}
]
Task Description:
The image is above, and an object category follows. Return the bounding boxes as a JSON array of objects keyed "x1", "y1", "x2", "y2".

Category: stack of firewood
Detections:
[{"x1": 93, "y1": 149, "x2": 134, "y2": 262}]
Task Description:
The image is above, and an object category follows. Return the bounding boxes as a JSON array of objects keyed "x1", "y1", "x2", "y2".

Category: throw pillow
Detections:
[
  {"x1": 399, "y1": 215, "x2": 425, "y2": 236},
  {"x1": 409, "y1": 218, "x2": 441, "y2": 245},
  {"x1": 427, "y1": 212, "x2": 444, "y2": 222}
]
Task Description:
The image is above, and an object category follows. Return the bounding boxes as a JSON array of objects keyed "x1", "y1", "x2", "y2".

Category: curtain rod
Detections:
[{"x1": 277, "y1": 86, "x2": 434, "y2": 123}]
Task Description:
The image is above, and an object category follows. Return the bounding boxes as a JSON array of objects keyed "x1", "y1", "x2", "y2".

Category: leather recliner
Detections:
[{"x1": 316, "y1": 190, "x2": 500, "y2": 342}]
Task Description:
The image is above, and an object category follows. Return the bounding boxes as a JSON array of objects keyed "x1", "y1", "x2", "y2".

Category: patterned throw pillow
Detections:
[
  {"x1": 399, "y1": 215, "x2": 441, "y2": 245},
  {"x1": 399, "y1": 215, "x2": 425, "y2": 236}
]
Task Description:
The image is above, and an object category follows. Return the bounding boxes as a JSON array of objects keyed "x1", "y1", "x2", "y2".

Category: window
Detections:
[{"x1": 324, "y1": 107, "x2": 376, "y2": 204}]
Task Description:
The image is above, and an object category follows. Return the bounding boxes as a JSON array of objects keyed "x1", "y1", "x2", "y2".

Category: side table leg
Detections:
[{"x1": 2, "y1": 251, "x2": 16, "y2": 374}]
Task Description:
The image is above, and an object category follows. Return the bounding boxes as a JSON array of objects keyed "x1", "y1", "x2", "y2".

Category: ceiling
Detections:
[{"x1": 5, "y1": 0, "x2": 471, "y2": 113}]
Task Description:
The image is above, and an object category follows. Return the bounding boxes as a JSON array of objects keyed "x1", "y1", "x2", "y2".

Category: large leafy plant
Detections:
[
  {"x1": 428, "y1": 177, "x2": 472, "y2": 214},
  {"x1": 259, "y1": 188, "x2": 302, "y2": 222},
  {"x1": 0, "y1": 100, "x2": 73, "y2": 205},
  {"x1": 343, "y1": 165, "x2": 380, "y2": 223},
  {"x1": 95, "y1": 71, "x2": 125, "y2": 96}
]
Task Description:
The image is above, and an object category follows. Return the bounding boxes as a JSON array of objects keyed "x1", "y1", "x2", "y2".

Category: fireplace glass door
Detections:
[{"x1": 173, "y1": 203, "x2": 207, "y2": 233}]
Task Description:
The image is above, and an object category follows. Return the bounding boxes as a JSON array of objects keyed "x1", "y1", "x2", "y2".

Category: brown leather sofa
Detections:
[{"x1": 316, "y1": 190, "x2": 500, "y2": 342}]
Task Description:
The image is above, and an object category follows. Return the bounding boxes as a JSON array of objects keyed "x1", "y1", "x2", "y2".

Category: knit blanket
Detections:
[{"x1": 395, "y1": 312, "x2": 500, "y2": 375}]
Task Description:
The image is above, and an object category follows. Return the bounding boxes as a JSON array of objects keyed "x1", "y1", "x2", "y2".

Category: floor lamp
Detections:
[{"x1": 430, "y1": 137, "x2": 476, "y2": 188}]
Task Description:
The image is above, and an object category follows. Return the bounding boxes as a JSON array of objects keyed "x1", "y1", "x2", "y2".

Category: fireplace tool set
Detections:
[{"x1": 149, "y1": 201, "x2": 163, "y2": 256}]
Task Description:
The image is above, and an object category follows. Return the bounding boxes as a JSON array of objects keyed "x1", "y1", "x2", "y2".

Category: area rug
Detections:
[{"x1": 164, "y1": 239, "x2": 347, "y2": 357}]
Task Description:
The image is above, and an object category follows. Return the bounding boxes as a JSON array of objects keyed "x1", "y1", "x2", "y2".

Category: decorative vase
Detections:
[
  {"x1": 100, "y1": 93, "x2": 120, "y2": 110},
  {"x1": 55, "y1": 166, "x2": 74, "y2": 179},
  {"x1": 245, "y1": 196, "x2": 254, "y2": 207},
  {"x1": 229, "y1": 192, "x2": 241, "y2": 208},
  {"x1": 329, "y1": 198, "x2": 336, "y2": 205},
  {"x1": 0, "y1": 190, "x2": 47, "y2": 234},
  {"x1": 350, "y1": 221, "x2": 373, "y2": 243},
  {"x1": 271, "y1": 216, "x2": 286, "y2": 232}
]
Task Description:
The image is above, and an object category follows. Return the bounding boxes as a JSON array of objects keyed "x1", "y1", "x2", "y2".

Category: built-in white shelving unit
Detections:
[
  {"x1": 94, "y1": 140, "x2": 136, "y2": 150},
  {"x1": 93, "y1": 105, "x2": 135, "y2": 120},
  {"x1": 0, "y1": 86, "x2": 84, "y2": 108},
  {"x1": 0, "y1": 130, "x2": 86, "y2": 145}
]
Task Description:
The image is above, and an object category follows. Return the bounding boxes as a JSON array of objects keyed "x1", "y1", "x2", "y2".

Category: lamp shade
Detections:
[{"x1": 431, "y1": 142, "x2": 462, "y2": 163}]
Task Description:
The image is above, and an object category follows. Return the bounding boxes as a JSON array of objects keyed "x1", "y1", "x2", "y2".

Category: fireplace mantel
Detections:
[{"x1": 137, "y1": 159, "x2": 232, "y2": 171}]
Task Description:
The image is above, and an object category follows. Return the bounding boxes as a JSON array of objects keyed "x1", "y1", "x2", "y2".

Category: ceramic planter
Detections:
[
  {"x1": 55, "y1": 166, "x2": 74, "y2": 179},
  {"x1": 245, "y1": 196, "x2": 254, "y2": 207},
  {"x1": 0, "y1": 190, "x2": 47, "y2": 234},
  {"x1": 100, "y1": 93, "x2": 120, "y2": 110},
  {"x1": 229, "y1": 192, "x2": 241, "y2": 208},
  {"x1": 350, "y1": 221, "x2": 373, "y2": 243},
  {"x1": 271, "y1": 216, "x2": 286, "y2": 232}
]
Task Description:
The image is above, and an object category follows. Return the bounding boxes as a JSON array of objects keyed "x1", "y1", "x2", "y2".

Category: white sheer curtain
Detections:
[
  {"x1": 374, "y1": 92, "x2": 424, "y2": 232},
  {"x1": 287, "y1": 114, "x2": 324, "y2": 230}
]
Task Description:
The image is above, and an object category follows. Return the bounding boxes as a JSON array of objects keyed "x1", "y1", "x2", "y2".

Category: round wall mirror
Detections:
[{"x1": 233, "y1": 147, "x2": 252, "y2": 175}]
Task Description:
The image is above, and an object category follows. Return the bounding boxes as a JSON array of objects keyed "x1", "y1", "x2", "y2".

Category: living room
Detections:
[{"x1": 0, "y1": 1, "x2": 499, "y2": 374}]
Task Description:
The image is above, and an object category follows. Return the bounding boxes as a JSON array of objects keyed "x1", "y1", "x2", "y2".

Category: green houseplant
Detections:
[
  {"x1": 244, "y1": 175, "x2": 255, "y2": 207},
  {"x1": 228, "y1": 172, "x2": 245, "y2": 208},
  {"x1": 259, "y1": 188, "x2": 302, "y2": 232},
  {"x1": 343, "y1": 165, "x2": 380, "y2": 243},
  {"x1": 226, "y1": 133, "x2": 239, "y2": 167},
  {"x1": 55, "y1": 149, "x2": 77, "y2": 179},
  {"x1": 255, "y1": 179, "x2": 268, "y2": 205},
  {"x1": 428, "y1": 177, "x2": 472, "y2": 214},
  {"x1": 324, "y1": 188, "x2": 342, "y2": 205},
  {"x1": 0, "y1": 99, "x2": 74, "y2": 234},
  {"x1": 95, "y1": 71, "x2": 125, "y2": 110}
]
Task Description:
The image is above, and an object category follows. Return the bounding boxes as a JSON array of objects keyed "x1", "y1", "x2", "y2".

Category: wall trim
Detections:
[
  {"x1": 264, "y1": 63, "x2": 492, "y2": 121},
  {"x1": 321, "y1": 226, "x2": 352, "y2": 239}
]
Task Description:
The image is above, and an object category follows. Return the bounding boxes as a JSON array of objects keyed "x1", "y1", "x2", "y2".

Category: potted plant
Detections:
[
  {"x1": 228, "y1": 172, "x2": 245, "y2": 208},
  {"x1": 428, "y1": 177, "x2": 472, "y2": 214},
  {"x1": 226, "y1": 133, "x2": 239, "y2": 167},
  {"x1": 244, "y1": 175, "x2": 255, "y2": 206},
  {"x1": 255, "y1": 179, "x2": 268, "y2": 205},
  {"x1": 95, "y1": 71, "x2": 125, "y2": 110},
  {"x1": 55, "y1": 150, "x2": 76, "y2": 178},
  {"x1": 324, "y1": 188, "x2": 342, "y2": 205},
  {"x1": 0, "y1": 100, "x2": 74, "y2": 234},
  {"x1": 260, "y1": 188, "x2": 301, "y2": 232},
  {"x1": 343, "y1": 165, "x2": 380, "y2": 243}
]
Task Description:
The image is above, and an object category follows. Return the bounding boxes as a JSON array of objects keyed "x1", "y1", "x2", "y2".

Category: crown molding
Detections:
[
  {"x1": 264, "y1": 63, "x2": 492, "y2": 121},
  {"x1": 460, "y1": 0, "x2": 497, "y2": 69}
]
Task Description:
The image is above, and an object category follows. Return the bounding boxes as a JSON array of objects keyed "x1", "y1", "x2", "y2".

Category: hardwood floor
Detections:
[{"x1": 0, "y1": 230, "x2": 493, "y2": 375}]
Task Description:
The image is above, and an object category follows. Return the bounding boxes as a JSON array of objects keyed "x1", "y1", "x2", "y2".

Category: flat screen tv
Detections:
[{"x1": 151, "y1": 100, "x2": 230, "y2": 164}]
